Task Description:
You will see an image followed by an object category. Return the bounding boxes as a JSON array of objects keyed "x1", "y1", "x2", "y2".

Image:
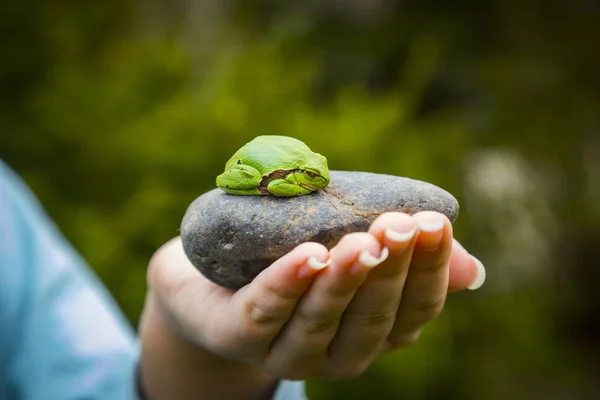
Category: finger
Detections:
[
  {"x1": 326, "y1": 212, "x2": 417, "y2": 371},
  {"x1": 387, "y1": 211, "x2": 453, "y2": 348},
  {"x1": 266, "y1": 232, "x2": 387, "y2": 379},
  {"x1": 221, "y1": 242, "x2": 330, "y2": 357},
  {"x1": 448, "y1": 239, "x2": 486, "y2": 292}
]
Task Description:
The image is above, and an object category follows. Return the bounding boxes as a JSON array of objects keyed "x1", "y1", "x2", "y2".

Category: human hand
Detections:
[{"x1": 146, "y1": 211, "x2": 485, "y2": 382}]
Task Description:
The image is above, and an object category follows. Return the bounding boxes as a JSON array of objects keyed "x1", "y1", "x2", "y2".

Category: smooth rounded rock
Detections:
[{"x1": 181, "y1": 170, "x2": 459, "y2": 290}]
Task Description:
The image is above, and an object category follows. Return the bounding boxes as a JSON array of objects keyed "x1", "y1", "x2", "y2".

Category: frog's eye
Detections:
[{"x1": 305, "y1": 171, "x2": 318, "y2": 177}]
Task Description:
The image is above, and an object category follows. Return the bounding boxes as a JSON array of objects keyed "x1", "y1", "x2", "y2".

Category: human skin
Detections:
[{"x1": 139, "y1": 211, "x2": 485, "y2": 400}]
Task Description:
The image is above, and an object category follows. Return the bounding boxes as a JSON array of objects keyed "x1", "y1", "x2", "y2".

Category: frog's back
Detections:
[{"x1": 228, "y1": 135, "x2": 317, "y2": 173}]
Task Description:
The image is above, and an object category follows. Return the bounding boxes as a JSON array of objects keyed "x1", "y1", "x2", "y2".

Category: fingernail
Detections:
[
  {"x1": 385, "y1": 226, "x2": 417, "y2": 243},
  {"x1": 298, "y1": 257, "x2": 330, "y2": 279},
  {"x1": 467, "y1": 256, "x2": 486, "y2": 290},
  {"x1": 308, "y1": 257, "x2": 331, "y2": 270},
  {"x1": 417, "y1": 220, "x2": 445, "y2": 233},
  {"x1": 358, "y1": 247, "x2": 390, "y2": 268},
  {"x1": 416, "y1": 218, "x2": 445, "y2": 249}
]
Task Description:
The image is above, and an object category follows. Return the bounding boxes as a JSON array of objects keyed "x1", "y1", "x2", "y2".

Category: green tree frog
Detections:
[{"x1": 216, "y1": 135, "x2": 330, "y2": 197}]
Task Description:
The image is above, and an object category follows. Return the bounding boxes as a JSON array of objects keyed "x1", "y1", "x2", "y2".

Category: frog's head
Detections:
[{"x1": 300, "y1": 152, "x2": 330, "y2": 191}]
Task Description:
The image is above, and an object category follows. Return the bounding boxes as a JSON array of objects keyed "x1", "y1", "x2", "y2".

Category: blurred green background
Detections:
[{"x1": 1, "y1": 0, "x2": 599, "y2": 398}]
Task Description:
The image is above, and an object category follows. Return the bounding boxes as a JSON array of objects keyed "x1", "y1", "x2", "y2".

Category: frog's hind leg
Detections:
[
  {"x1": 216, "y1": 164, "x2": 263, "y2": 195},
  {"x1": 267, "y1": 175, "x2": 313, "y2": 197}
]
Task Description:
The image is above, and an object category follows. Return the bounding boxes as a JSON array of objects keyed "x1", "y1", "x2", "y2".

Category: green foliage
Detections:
[{"x1": 2, "y1": 1, "x2": 599, "y2": 398}]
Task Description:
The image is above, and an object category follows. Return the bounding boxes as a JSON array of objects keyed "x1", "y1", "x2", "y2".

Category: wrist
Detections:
[{"x1": 138, "y1": 291, "x2": 278, "y2": 400}]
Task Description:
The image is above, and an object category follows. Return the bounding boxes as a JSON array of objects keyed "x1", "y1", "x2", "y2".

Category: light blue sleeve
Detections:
[
  {"x1": 274, "y1": 381, "x2": 308, "y2": 400},
  {"x1": 0, "y1": 160, "x2": 306, "y2": 400},
  {"x1": 0, "y1": 161, "x2": 140, "y2": 399}
]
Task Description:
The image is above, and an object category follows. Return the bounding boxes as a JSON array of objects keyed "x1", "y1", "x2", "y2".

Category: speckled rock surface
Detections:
[{"x1": 181, "y1": 171, "x2": 459, "y2": 290}]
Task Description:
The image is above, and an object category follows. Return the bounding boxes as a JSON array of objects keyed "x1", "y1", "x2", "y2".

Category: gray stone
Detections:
[{"x1": 181, "y1": 171, "x2": 459, "y2": 290}]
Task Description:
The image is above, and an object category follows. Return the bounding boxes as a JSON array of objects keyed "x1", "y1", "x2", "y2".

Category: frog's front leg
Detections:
[
  {"x1": 267, "y1": 173, "x2": 313, "y2": 197},
  {"x1": 216, "y1": 164, "x2": 263, "y2": 195}
]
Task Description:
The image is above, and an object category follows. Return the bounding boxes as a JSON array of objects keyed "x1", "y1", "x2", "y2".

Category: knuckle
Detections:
[
  {"x1": 237, "y1": 300, "x2": 288, "y2": 346},
  {"x1": 248, "y1": 301, "x2": 284, "y2": 326},
  {"x1": 246, "y1": 282, "x2": 298, "y2": 328},
  {"x1": 240, "y1": 302, "x2": 286, "y2": 344},
  {"x1": 298, "y1": 316, "x2": 338, "y2": 336},
  {"x1": 410, "y1": 293, "x2": 446, "y2": 321},
  {"x1": 358, "y1": 308, "x2": 396, "y2": 327},
  {"x1": 323, "y1": 287, "x2": 353, "y2": 302},
  {"x1": 423, "y1": 259, "x2": 449, "y2": 273}
]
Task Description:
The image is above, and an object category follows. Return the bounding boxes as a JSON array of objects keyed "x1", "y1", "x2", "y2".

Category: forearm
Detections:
[{"x1": 138, "y1": 292, "x2": 278, "y2": 400}]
